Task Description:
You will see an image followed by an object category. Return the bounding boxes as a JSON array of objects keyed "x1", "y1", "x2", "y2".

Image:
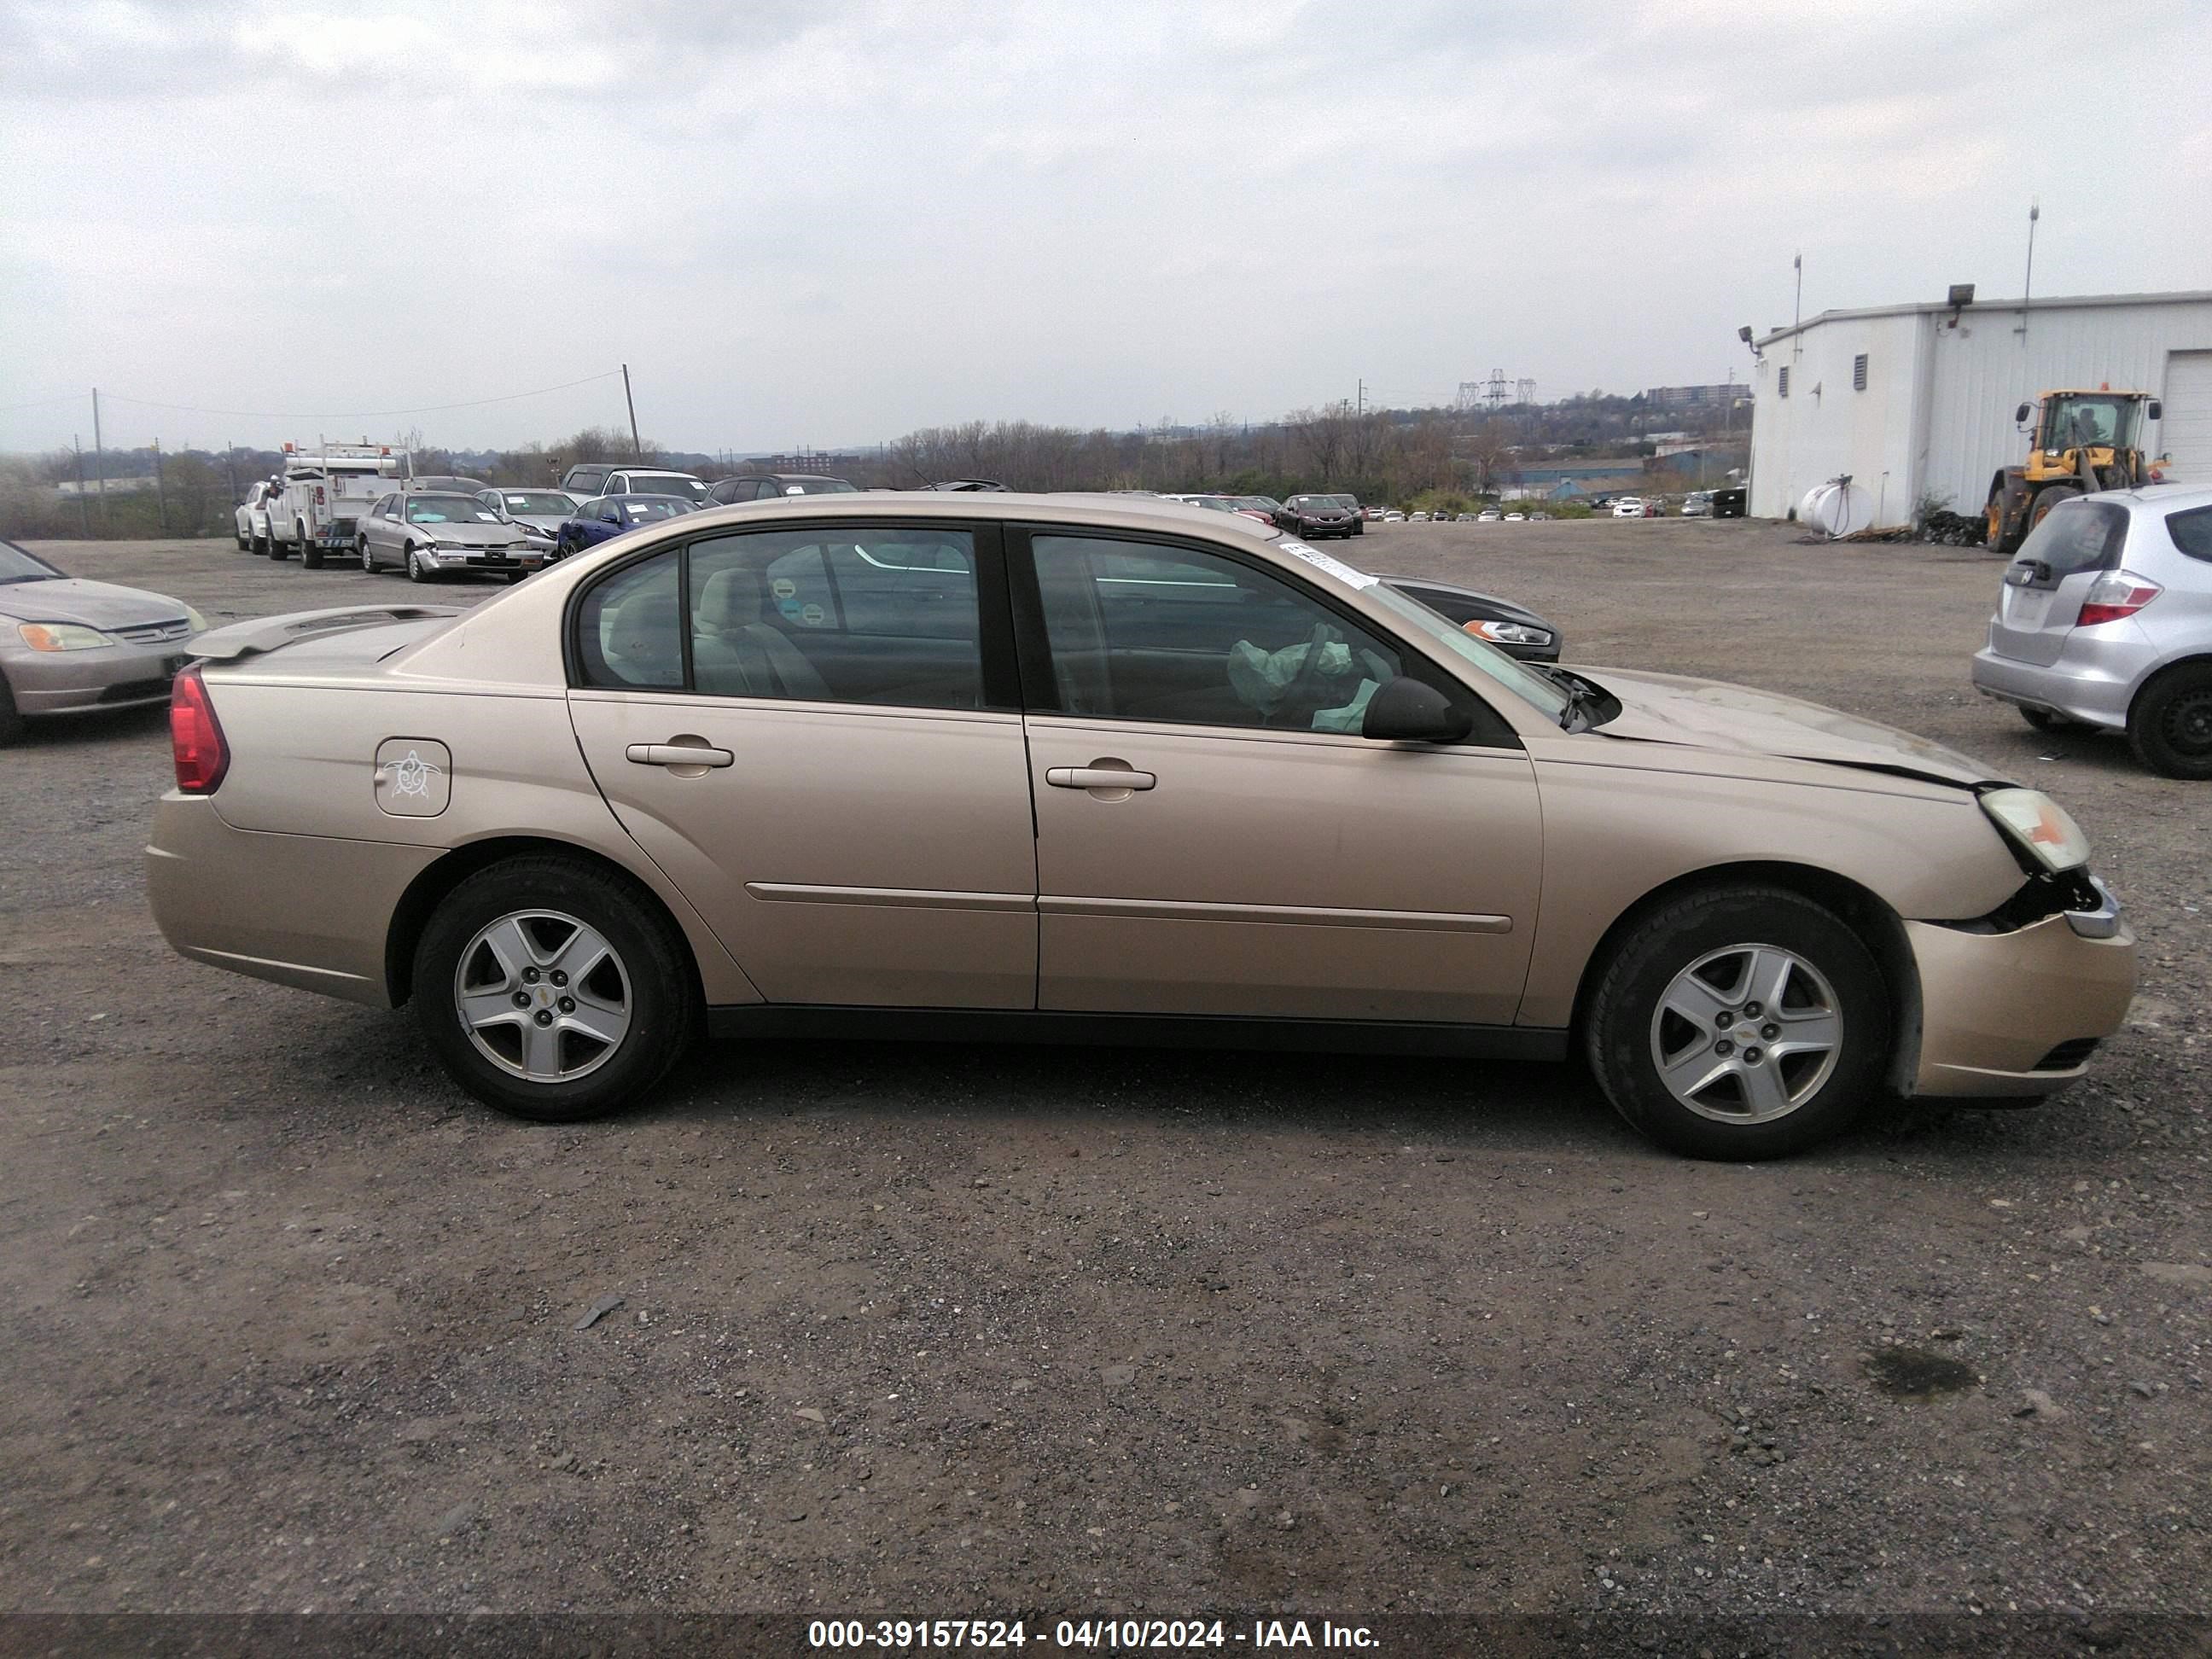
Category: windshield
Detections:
[
  {"x1": 498, "y1": 492, "x2": 574, "y2": 515},
  {"x1": 1360, "y1": 576, "x2": 1572, "y2": 722},
  {"x1": 2042, "y1": 396, "x2": 2142, "y2": 451},
  {"x1": 785, "y1": 478, "x2": 858, "y2": 494},
  {"x1": 1289, "y1": 496, "x2": 1339, "y2": 510},
  {"x1": 0, "y1": 538, "x2": 61, "y2": 582},
  {"x1": 1239, "y1": 497, "x2": 1281, "y2": 511},
  {"x1": 406, "y1": 495, "x2": 500, "y2": 525},
  {"x1": 621, "y1": 499, "x2": 688, "y2": 522},
  {"x1": 626, "y1": 475, "x2": 710, "y2": 504}
]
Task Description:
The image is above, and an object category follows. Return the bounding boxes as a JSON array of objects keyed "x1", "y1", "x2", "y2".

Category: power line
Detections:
[{"x1": 89, "y1": 370, "x2": 626, "y2": 423}]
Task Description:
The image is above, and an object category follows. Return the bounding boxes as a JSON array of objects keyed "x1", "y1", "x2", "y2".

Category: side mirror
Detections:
[
  {"x1": 1362, "y1": 677, "x2": 1473, "y2": 744},
  {"x1": 2013, "y1": 402, "x2": 2033, "y2": 425},
  {"x1": 2146, "y1": 400, "x2": 2162, "y2": 422}
]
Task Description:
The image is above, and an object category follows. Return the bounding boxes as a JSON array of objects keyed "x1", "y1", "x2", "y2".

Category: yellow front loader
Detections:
[{"x1": 1984, "y1": 387, "x2": 2164, "y2": 554}]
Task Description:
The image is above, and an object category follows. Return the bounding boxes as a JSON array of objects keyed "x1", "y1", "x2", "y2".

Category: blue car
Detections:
[{"x1": 552, "y1": 494, "x2": 694, "y2": 559}]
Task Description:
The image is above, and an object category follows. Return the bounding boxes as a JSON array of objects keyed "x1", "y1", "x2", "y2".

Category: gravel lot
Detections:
[{"x1": 2, "y1": 521, "x2": 2206, "y2": 1641}]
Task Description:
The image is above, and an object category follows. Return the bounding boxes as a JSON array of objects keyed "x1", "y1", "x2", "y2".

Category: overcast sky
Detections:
[{"x1": 2, "y1": 0, "x2": 2206, "y2": 457}]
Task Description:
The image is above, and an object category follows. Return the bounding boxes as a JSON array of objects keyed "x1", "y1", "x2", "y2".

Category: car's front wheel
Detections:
[
  {"x1": 413, "y1": 857, "x2": 699, "y2": 1122},
  {"x1": 0, "y1": 672, "x2": 23, "y2": 748},
  {"x1": 1583, "y1": 886, "x2": 1890, "y2": 1159},
  {"x1": 405, "y1": 544, "x2": 431, "y2": 583}
]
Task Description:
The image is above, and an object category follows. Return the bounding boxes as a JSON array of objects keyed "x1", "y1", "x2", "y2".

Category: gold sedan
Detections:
[{"x1": 147, "y1": 495, "x2": 2135, "y2": 1158}]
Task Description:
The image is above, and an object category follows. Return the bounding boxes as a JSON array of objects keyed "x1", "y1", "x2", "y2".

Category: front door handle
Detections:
[
  {"x1": 1046, "y1": 765, "x2": 1155, "y2": 792},
  {"x1": 626, "y1": 742, "x2": 734, "y2": 768}
]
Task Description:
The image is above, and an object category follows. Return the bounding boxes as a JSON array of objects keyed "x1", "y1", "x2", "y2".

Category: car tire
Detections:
[
  {"x1": 235, "y1": 527, "x2": 249, "y2": 550},
  {"x1": 0, "y1": 672, "x2": 23, "y2": 748},
  {"x1": 412, "y1": 856, "x2": 700, "y2": 1123},
  {"x1": 1582, "y1": 885, "x2": 1890, "y2": 1160},
  {"x1": 405, "y1": 545, "x2": 430, "y2": 583},
  {"x1": 358, "y1": 538, "x2": 375, "y2": 573},
  {"x1": 2020, "y1": 707, "x2": 2086, "y2": 734},
  {"x1": 2127, "y1": 663, "x2": 2212, "y2": 781},
  {"x1": 302, "y1": 542, "x2": 323, "y2": 569}
]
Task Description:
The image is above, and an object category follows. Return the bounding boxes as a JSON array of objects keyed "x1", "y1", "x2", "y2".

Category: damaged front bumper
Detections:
[{"x1": 1906, "y1": 876, "x2": 2136, "y2": 1099}]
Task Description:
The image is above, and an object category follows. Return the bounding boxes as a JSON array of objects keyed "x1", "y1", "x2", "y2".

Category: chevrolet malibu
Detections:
[{"x1": 148, "y1": 496, "x2": 2136, "y2": 1158}]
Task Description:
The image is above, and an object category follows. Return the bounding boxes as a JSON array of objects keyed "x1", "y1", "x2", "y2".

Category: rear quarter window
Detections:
[
  {"x1": 2017, "y1": 499, "x2": 2128, "y2": 578},
  {"x1": 2165, "y1": 506, "x2": 2212, "y2": 563}
]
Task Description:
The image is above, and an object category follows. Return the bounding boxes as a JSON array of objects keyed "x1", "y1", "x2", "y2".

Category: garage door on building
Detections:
[{"x1": 2163, "y1": 351, "x2": 2212, "y2": 484}]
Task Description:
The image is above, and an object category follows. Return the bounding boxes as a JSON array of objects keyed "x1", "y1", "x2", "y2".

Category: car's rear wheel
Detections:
[
  {"x1": 413, "y1": 857, "x2": 699, "y2": 1122},
  {"x1": 302, "y1": 540, "x2": 323, "y2": 569},
  {"x1": 2128, "y1": 663, "x2": 2212, "y2": 781},
  {"x1": 1583, "y1": 886, "x2": 1889, "y2": 1159}
]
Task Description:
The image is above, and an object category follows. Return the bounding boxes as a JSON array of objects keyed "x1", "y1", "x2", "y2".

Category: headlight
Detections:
[
  {"x1": 17, "y1": 621, "x2": 113, "y2": 652},
  {"x1": 184, "y1": 606, "x2": 211, "y2": 633},
  {"x1": 1981, "y1": 788, "x2": 2090, "y2": 872},
  {"x1": 1465, "y1": 620, "x2": 1553, "y2": 647}
]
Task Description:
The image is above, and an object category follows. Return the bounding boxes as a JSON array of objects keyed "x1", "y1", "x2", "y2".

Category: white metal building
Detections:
[{"x1": 1747, "y1": 288, "x2": 2212, "y2": 528}]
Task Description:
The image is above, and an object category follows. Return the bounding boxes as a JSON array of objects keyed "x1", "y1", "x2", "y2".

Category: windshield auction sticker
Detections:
[{"x1": 1278, "y1": 541, "x2": 1377, "y2": 589}]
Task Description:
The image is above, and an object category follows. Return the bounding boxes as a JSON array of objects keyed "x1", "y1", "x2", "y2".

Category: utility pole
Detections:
[
  {"x1": 224, "y1": 439, "x2": 239, "y2": 509},
  {"x1": 1792, "y1": 253, "x2": 1803, "y2": 370},
  {"x1": 621, "y1": 363, "x2": 643, "y2": 458},
  {"x1": 2020, "y1": 200, "x2": 2040, "y2": 339},
  {"x1": 154, "y1": 438, "x2": 169, "y2": 535},
  {"x1": 72, "y1": 436, "x2": 89, "y2": 535},
  {"x1": 1356, "y1": 379, "x2": 1365, "y2": 417},
  {"x1": 90, "y1": 387, "x2": 107, "y2": 525}
]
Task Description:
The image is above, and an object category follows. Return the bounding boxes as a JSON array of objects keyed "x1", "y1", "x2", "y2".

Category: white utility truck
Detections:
[{"x1": 267, "y1": 443, "x2": 408, "y2": 568}]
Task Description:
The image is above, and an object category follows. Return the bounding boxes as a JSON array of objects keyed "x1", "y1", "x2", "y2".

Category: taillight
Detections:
[
  {"x1": 2075, "y1": 571, "x2": 2162, "y2": 628},
  {"x1": 169, "y1": 666, "x2": 230, "y2": 794}
]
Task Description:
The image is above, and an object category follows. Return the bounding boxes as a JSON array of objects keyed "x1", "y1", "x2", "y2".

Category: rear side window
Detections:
[
  {"x1": 2017, "y1": 499, "x2": 2128, "y2": 579},
  {"x1": 576, "y1": 549, "x2": 683, "y2": 690},
  {"x1": 2166, "y1": 506, "x2": 2212, "y2": 563}
]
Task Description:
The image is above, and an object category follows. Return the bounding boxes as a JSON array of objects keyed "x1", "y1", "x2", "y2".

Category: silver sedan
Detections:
[{"x1": 0, "y1": 538, "x2": 206, "y2": 743}]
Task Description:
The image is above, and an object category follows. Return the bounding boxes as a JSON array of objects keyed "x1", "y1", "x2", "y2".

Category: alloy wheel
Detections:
[
  {"x1": 1648, "y1": 943, "x2": 1842, "y2": 1124},
  {"x1": 452, "y1": 909, "x2": 632, "y2": 1084}
]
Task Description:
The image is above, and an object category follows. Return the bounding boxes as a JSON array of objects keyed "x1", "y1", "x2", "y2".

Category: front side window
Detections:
[{"x1": 1030, "y1": 535, "x2": 1402, "y2": 733}]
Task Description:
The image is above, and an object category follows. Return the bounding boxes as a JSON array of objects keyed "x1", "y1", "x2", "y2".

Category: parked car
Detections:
[
  {"x1": 706, "y1": 474, "x2": 860, "y2": 504},
  {"x1": 357, "y1": 492, "x2": 552, "y2": 584},
  {"x1": 1612, "y1": 497, "x2": 1648, "y2": 519},
  {"x1": 151, "y1": 493, "x2": 2135, "y2": 1161},
  {"x1": 560, "y1": 463, "x2": 617, "y2": 499},
  {"x1": 1283, "y1": 494, "x2": 1359, "y2": 539},
  {"x1": 408, "y1": 475, "x2": 489, "y2": 497},
  {"x1": 1456, "y1": 513, "x2": 1481, "y2": 522},
  {"x1": 1408, "y1": 511, "x2": 1431, "y2": 522},
  {"x1": 1234, "y1": 495, "x2": 1290, "y2": 527},
  {"x1": 235, "y1": 480, "x2": 281, "y2": 552},
  {"x1": 1379, "y1": 576, "x2": 1562, "y2": 662},
  {"x1": 599, "y1": 469, "x2": 709, "y2": 506},
  {"x1": 1712, "y1": 487, "x2": 1748, "y2": 519},
  {"x1": 268, "y1": 445, "x2": 401, "y2": 567},
  {"x1": 1324, "y1": 494, "x2": 1366, "y2": 536},
  {"x1": 924, "y1": 479, "x2": 1008, "y2": 492},
  {"x1": 0, "y1": 538, "x2": 206, "y2": 744},
  {"x1": 1381, "y1": 509, "x2": 1406, "y2": 523},
  {"x1": 1476, "y1": 509, "x2": 1502, "y2": 523},
  {"x1": 1970, "y1": 484, "x2": 2212, "y2": 778},
  {"x1": 550, "y1": 494, "x2": 695, "y2": 558},
  {"x1": 1682, "y1": 492, "x2": 1714, "y2": 518},
  {"x1": 477, "y1": 489, "x2": 579, "y2": 539},
  {"x1": 1504, "y1": 512, "x2": 1527, "y2": 522}
]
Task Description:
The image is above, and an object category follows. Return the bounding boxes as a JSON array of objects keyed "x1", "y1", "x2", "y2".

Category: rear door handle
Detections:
[
  {"x1": 626, "y1": 742, "x2": 734, "y2": 768},
  {"x1": 1046, "y1": 765, "x2": 1156, "y2": 791}
]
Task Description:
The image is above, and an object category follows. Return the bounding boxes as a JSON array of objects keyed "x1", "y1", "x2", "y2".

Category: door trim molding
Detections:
[
  {"x1": 1039, "y1": 894, "x2": 1511, "y2": 933},
  {"x1": 745, "y1": 882, "x2": 1034, "y2": 913}
]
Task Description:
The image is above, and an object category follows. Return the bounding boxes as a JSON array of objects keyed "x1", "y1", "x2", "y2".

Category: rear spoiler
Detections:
[{"x1": 189, "y1": 605, "x2": 463, "y2": 663}]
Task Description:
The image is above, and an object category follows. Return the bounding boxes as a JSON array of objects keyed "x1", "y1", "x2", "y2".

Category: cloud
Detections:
[{"x1": 1, "y1": 0, "x2": 2204, "y2": 452}]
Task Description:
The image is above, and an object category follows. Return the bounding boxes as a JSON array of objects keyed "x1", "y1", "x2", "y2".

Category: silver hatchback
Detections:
[{"x1": 1970, "y1": 483, "x2": 2212, "y2": 778}]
